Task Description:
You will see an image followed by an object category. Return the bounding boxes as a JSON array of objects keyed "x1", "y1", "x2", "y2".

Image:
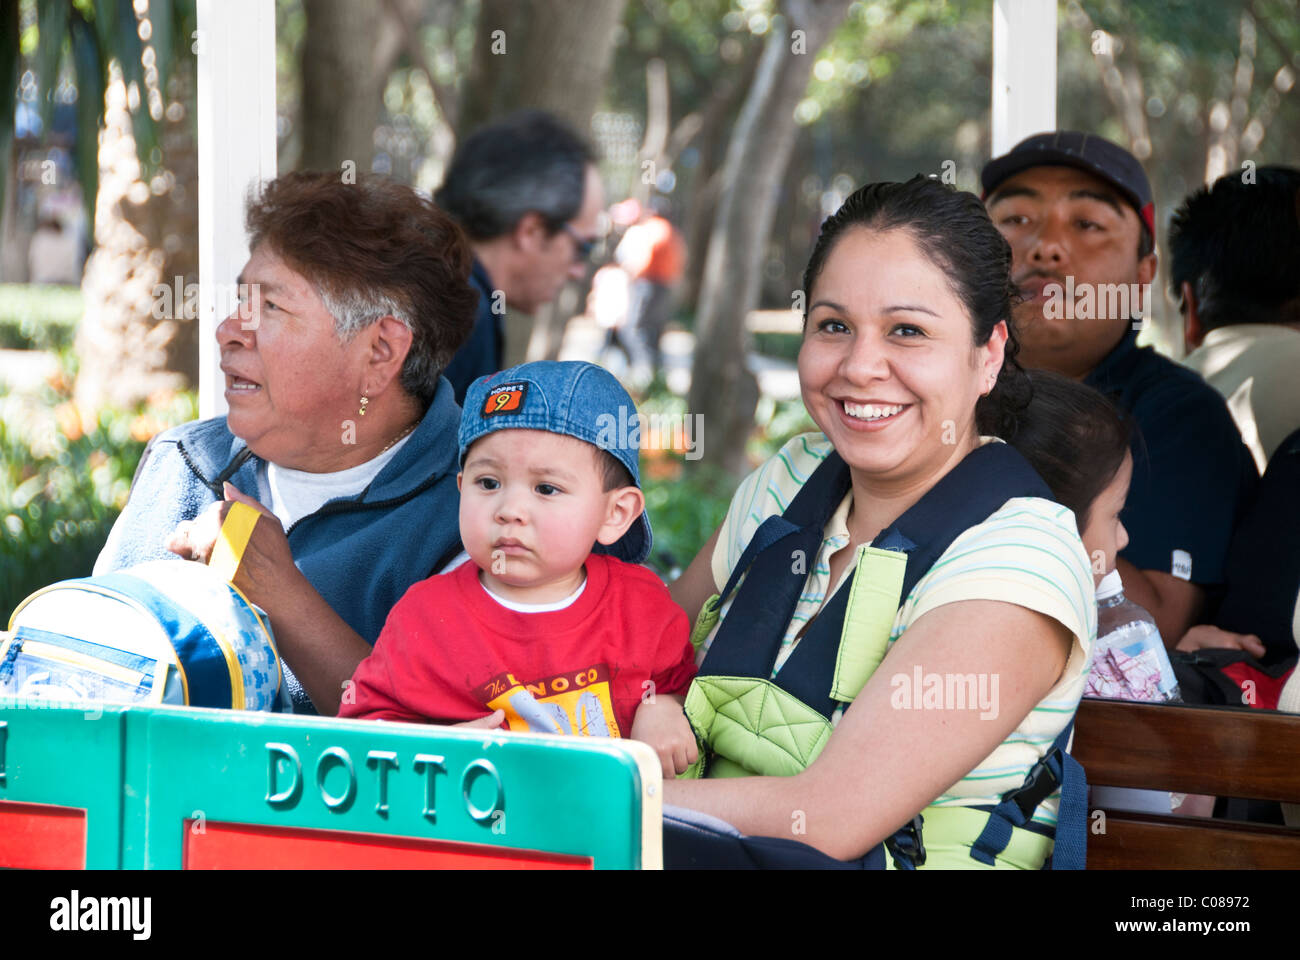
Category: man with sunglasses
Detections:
[{"x1": 436, "y1": 110, "x2": 604, "y2": 404}]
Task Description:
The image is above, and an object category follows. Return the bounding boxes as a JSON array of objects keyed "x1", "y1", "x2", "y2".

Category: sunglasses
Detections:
[{"x1": 561, "y1": 223, "x2": 597, "y2": 263}]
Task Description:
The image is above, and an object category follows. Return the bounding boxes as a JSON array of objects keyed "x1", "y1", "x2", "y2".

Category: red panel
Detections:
[
  {"x1": 184, "y1": 821, "x2": 594, "y2": 870},
  {"x1": 0, "y1": 800, "x2": 87, "y2": 869}
]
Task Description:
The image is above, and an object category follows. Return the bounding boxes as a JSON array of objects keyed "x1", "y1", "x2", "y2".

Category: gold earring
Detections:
[{"x1": 359, "y1": 395, "x2": 369, "y2": 416}]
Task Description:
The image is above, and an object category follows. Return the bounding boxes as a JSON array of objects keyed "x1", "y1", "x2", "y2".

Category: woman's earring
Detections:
[{"x1": 359, "y1": 395, "x2": 369, "y2": 416}]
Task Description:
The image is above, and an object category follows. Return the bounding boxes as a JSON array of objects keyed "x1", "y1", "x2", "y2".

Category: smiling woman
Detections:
[
  {"x1": 665, "y1": 177, "x2": 1097, "y2": 869},
  {"x1": 92, "y1": 173, "x2": 480, "y2": 715}
]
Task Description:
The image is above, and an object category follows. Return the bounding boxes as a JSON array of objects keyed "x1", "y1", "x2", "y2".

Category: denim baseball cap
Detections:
[
  {"x1": 981, "y1": 131, "x2": 1156, "y2": 243},
  {"x1": 458, "y1": 361, "x2": 652, "y2": 565}
]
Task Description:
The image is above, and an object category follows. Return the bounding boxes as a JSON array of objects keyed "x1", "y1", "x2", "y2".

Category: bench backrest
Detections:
[
  {"x1": 1072, "y1": 698, "x2": 1300, "y2": 869},
  {"x1": 0, "y1": 700, "x2": 661, "y2": 869}
]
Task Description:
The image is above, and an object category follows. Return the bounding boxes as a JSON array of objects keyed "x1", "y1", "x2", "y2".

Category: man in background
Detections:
[
  {"x1": 983, "y1": 131, "x2": 1258, "y2": 644},
  {"x1": 435, "y1": 110, "x2": 604, "y2": 403},
  {"x1": 1173, "y1": 165, "x2": 1300, "y2": 474}
]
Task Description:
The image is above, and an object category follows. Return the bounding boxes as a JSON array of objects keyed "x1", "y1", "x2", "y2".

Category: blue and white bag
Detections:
[{"x1": 2, "y1": 559, "x2": 282, "y2": 710}]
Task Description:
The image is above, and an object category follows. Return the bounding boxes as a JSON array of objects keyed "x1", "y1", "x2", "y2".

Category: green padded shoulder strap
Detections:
[{"x1": 830, "y1": 545, "x2": 907, "y2": 704}]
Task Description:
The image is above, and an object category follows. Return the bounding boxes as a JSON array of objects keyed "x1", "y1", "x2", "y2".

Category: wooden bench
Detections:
[{"x1": 1072, "y1": 698, "x2": 1300, "y2": 869}]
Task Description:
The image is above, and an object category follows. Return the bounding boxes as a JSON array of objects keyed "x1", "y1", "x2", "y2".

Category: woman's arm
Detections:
[
  {"x1": 667, "y1": 523, "x2": 723, "y2": 623},
  {"x1": 262, "y1": 566, "x2": 374, "y2": 716},
  {"x1": 663, "y1": 597, "x2": 1072, "y2": 860}
]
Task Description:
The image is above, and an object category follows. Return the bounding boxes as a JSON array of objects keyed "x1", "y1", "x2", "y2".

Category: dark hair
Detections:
[
  {"x1": 1169, "y1": 165, "x2": 1300, "y2": 332},
  {"x1": 801, "y1": 175, "x2": 1030, "y2": 438},
  {"x1": 246, "y1": 172, "x2": 479, "y2": 407},
  {"x1": 434, "y1": 109, "x2": 595, "y2": 241},
  {"x1": 1009, "y1": 370, "x2": 1131, "y2": 529},
  {"x1": 595, "y1": 448, "x2": 635, "y2": 492},
  {"x1": 1137, "y1": 222, "x2": 1154, "y2": 260}
]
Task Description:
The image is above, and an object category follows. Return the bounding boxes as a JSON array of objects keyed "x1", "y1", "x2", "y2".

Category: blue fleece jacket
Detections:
[{"x1": 94, "y1": 378, "x2": 464, "y2": 712}]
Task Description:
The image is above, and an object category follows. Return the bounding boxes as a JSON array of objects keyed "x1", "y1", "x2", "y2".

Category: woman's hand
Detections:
[
  {"x1": 165, "y1": 483, "x2": 298, "y2": 607},
  {"x1": 1176, "y1": 624, "x2": 1266, "y2": 658}
]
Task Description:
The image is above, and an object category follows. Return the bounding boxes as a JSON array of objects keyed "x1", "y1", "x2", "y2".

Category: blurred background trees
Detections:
[{"x1": 3, "y1": 0, "x2": 1299, "y2": 601}]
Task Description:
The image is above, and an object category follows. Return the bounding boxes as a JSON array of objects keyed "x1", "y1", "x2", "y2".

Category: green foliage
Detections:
[
  {"x1": 752, "y1": 393, "x2": 818, "y2": 459},
  {"x1": 752, "y1": 331, "x2": 801, "y2": 362},
  {"x1": 0, "y1": 284, "x2": 82, "y2": 350},
  {"x1": 636, "y1": 378, "x2": 817, "y2": 578},
  {"x1": 641, "y1": 459, "x2": 733, "y2": 579},
  {"x1": 0, "y1": 358, "x2": 197, "y2": 620},
  {"x1": 3, "y1": 0, "x2": 199, "y2": 228},
  {"x1": 801, "y1": 0, "x2": 985, "y2": 123}
]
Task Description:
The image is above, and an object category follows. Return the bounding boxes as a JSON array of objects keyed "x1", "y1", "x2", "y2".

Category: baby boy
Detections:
[{"x1": 340, "y1": 361, "x2": 698, "y2": 777}]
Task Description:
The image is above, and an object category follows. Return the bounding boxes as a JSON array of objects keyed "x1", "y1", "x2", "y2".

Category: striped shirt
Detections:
[{"x1": 706, "y1": 432, "x2": 1096, "y2": 827}]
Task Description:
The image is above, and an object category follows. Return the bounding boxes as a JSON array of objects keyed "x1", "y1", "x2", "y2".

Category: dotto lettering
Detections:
[{"x1": 264, "y1": 742, "x2": 505, "y2": 823}]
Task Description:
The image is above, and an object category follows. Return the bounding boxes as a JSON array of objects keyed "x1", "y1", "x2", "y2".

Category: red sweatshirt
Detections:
[{"x1": 340, "y1": 553, "x2": 696, "y2": 738}]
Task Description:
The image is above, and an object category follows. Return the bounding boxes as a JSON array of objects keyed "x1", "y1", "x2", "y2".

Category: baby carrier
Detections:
[
  {"x1": 2, "y1": 505, "x2": 283, "y2": 711},
  {"x1": 664, "y1": 442, "x2": 1088, "y2": 870}
]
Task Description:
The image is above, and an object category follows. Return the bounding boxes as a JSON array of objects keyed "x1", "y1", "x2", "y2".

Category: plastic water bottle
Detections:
[
  {"x1": 1093, "y1": 570, "x2": 1182, "y2": 703},
  {"x1": 1088, "y1": 570, "x2": 1182, "y2": 815}
]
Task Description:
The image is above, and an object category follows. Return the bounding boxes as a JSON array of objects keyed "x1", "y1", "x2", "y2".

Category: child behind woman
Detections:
[
  {"x1": 1008, "y1": 370, "x2": 1132, "y2": 587},
  {"x1": 1009, "y1": 371, "x2": 1203, "y2": 815}
]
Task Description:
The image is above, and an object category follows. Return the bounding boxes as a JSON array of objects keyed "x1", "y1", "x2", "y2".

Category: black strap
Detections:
[{"x1": 697, "y1": 451, "x2": 852, "y2": 685}]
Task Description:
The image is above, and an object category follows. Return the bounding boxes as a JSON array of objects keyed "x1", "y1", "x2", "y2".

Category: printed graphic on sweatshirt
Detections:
[{"x1": 478, "y1": 664, "x2": 621, "y2": 738}]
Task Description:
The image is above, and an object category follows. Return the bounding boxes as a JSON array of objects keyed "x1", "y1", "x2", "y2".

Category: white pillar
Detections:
[
  {"x1": 991, "y1": 0, "x2": 1057, "y2": 156},
  {"x1": 196, "y1": 0, "x2": 277, "y2": 420}
]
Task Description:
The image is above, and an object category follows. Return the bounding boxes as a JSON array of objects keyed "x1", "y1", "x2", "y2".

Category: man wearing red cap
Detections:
[{"x1": 983, "y1": 131, "x2": 1258, "y2": 645}]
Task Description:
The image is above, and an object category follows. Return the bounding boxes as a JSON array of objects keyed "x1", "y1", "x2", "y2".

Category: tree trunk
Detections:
[
  {"x1": 299, "y1": 0, "x2": 382, "y2": 173},
  {"x1": 74, "y1": 67, "x2": 198, "y2": 413},
  {"x1": 678, "y1": 37, "x2": 763, "y2": 315},
  {"x1": 457, "y1": 0, "x2": 628, "y2": 366},
  {"x1": 460, "y1": 0, "x2": 627, "y2": 134},
  {"x1": 688, "y1": 0, "x2": 852, "y2": 477}
]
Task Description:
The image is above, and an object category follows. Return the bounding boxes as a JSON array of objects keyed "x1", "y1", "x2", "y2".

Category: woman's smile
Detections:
[{"x1": 837, "y1": 400, "x2": 913, "y2": 430}]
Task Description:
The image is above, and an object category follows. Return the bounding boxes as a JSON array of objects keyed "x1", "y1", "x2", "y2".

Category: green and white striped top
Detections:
[{"x1": 707, "y1": 432, "x2": 1097, "y2": 828}]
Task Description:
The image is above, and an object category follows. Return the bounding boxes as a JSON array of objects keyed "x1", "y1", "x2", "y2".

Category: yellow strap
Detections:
[
  {"x1": 208, "y1": 501, "x2": 261, "y2": 583},
  {"x1": 901, "y1": 805, "x2": 1055, "y2": 870},
  {"x1": 831, "y1": 545, "x2": 906, "y2": 703}
]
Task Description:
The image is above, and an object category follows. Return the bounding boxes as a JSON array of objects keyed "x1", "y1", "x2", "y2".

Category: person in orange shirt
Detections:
[{"x1": 615, "y1": 199, "x2": 686, "y2": 386}]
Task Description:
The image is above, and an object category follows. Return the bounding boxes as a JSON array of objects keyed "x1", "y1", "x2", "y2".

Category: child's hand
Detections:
[
  {"x1": 453, "y1": 709, "x2": 506, "y2": 729},
  {"x1": 630, "y1": 695, "x2": 698, "y2": 779}
]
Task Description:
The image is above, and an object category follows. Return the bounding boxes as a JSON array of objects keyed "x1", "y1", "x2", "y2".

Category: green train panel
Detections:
[{"x1": 0, "y1": 700, "x2": 662, "y2": 869}]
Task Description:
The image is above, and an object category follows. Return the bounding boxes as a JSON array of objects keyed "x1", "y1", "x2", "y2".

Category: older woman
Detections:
[
  {"x1": 665, "y1": 177, "x2": 1097, "y2": 868},
  {"x1": 94, "y1": 172, "x2": 478, "y2": 716}
]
